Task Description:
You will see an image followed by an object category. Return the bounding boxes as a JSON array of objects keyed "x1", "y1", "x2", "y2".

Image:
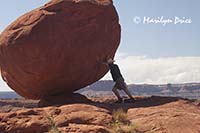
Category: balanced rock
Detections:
[{"x1": 0, "y1": 0, "x2": 121, "y2": 99}]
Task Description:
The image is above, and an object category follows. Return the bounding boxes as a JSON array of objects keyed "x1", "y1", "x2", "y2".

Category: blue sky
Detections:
[
  {"x1": 0, "y1": 0, "x2": 199, "y2": 57},
  {"x1": 114, "y1": 0, "x2": 200, "y2": 57},
  {"x1": 0, "y1": 0, "x2": 200, "y2": 91}
]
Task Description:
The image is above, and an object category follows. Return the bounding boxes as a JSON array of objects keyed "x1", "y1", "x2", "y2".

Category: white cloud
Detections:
[
  {"x1": 103, "y1": 53, "x2": 200, "y2": 84},
  {"x1": 0, "y1": 76, "x2": 12, "y2": 91}
]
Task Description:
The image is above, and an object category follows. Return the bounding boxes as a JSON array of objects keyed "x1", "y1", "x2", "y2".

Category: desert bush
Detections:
[
  {"x1": 46, "y1": 115, "x2": 60, "y2": 133},
  {"x1": 112, "y1": 108, "x2": 128, "y2": 124},
  {"x1": 110, "y1": 108, "x2": 140, "y2": 133}
]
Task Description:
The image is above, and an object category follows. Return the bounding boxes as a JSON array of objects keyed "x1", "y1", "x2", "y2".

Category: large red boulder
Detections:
[{"x1": 0, "y1": 0, "x2": 121, "y2": 99}]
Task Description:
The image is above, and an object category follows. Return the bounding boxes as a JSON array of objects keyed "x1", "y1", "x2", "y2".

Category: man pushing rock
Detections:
[{"x1": 100, "y1": 58, "x2": 135, "y2": 103}]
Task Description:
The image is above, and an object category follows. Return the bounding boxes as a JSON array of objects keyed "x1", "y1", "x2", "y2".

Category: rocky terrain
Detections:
[{"x1": 0, "y1": 94, "x2": 200, "y2": 133}]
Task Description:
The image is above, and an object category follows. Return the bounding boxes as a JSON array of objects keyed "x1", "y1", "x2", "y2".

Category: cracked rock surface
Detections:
[{"x1": 0, "y1": 96, "x2": 200, "y2": 133}]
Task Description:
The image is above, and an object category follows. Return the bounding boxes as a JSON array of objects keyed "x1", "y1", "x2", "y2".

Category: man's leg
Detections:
[
  {"x1": 112, "y1": 87, "x2": 122, "y2": 102},
  {"x1": 123, "y1": 87, "x2": 134, "y2": 99}
]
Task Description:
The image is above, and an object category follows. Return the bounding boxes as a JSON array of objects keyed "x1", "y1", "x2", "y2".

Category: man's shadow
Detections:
[
  {"x1": 0, "y1": 93, "x2": 194, "y2": 114},
  {"x1": 38, "y1": 93, "x2": 191, "y2": 113}
]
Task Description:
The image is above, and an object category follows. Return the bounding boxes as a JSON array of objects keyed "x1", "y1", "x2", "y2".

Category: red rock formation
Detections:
[
  {"x1": 0, "y1": 104, "x2": 111, "y2": 133},
  {"x1": 127, "y1": 100, "x2": 200, "y2": 133},
  {"x1": 0, "y1": 96, "x2": 200, "y2": 133},
  {"x1": 0, "y1": 0, "x2": 121, "y2": 99}
]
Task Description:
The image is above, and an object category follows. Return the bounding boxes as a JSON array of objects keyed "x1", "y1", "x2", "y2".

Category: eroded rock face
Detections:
[
  {"x1": 127, "y1": 100, "x2": 200, "y2": 133},
  {"x1": 0, "y1": 104, "x2": 111, "y2": 133},
  {"x1": 0, "y1": 0, "x2": 121, "y2": 99},
  {"x1": 0, "y1": 96, "x2": 200, "y2": 133}
]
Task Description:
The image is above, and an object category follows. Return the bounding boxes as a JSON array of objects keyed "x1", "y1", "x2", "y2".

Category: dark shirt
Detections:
[{"x1": 109, "y1": 63, "x2": 123, "y2": 81}]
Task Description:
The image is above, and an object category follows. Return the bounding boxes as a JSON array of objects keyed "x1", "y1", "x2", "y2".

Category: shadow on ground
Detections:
[{"x1": 0, "y1": 93, "x2": 194, "y2": 113}]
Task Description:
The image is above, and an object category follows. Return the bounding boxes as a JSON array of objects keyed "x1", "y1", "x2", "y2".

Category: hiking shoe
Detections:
[{"x1": 124, "y1": 98, "x2": 135, "y2": 103}]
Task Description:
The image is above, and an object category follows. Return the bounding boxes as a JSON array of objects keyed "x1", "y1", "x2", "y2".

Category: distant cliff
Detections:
[
  {"x1": 1, "y1": 81, "x2": 199, "y2": 99},
  {"x1": 78, "y1": 80, "x2": 200, "y2": 99},
  {"x1": 0, "y1": 92, "x2": 20, "y2": 99}
]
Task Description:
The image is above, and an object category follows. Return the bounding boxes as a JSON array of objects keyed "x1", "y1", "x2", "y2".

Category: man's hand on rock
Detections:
[{"x1": 97, "y1": 59, "x2": 108, "y2": 65}]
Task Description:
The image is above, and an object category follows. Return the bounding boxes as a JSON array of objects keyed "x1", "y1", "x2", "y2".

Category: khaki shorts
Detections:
[{"x1": 114, "y1": 77, "x2": 127, "y2": 90}]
